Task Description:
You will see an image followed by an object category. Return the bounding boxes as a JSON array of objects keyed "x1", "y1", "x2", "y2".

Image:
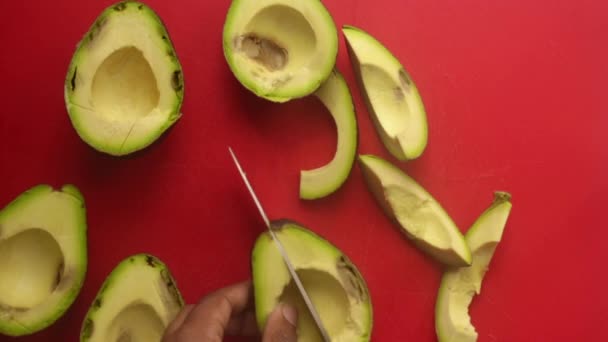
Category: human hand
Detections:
[{"x1": 161, "y1": 280, "x2": 299, "y2": 342}]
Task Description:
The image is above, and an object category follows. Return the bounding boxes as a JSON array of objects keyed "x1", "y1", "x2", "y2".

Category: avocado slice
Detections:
[
  {"x1": 80, "y1": 254, "x2": 183, "y2": 342},
  {"x1": 300, "y1": 69, "x2": 358, "y2": 200},
  {"x1": 64, "y1": 1, "x2": 184, "y2": 156},
  {"x1": 358, "y1": 154, "x2": 471, "y2": 267},
  {"x1": 252, "y1": 220, "x2": 373, "y2": 342},
  {"x1": 0, "y1": 184, "x2": 87, "y2": 336},
  {"x1": 435, "y1": 192, "x2": 512, "y2": 342},
  {"x1": 223, "y1": 0, "x2": 338, "y2": 102},
  {"x1": 343, "y1": 26, "x2": 428, "y2": 161}
]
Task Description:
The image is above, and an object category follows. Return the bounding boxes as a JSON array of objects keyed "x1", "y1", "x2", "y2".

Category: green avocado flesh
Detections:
[
  {"x1": 358, "y1": 154, "x2": 471, "y2": 267},
  {"x1": 300, "y1": 70, "x2": 358, "y2": 200},
  {"x1": 80, "y1": 254, "x2": 183, "y2": 342},
  {"x1": 252, "y1": 220, "x2": 372, "y2": 342},
  {"x1": 435, "y1": 192, "x2": 512, "y2": 342},
  {"x1": 64, "y1": 1, "x2": 184, "y2": 156},
  {"x1": 343, "y1": 25, "x2": 428, "y2": 161},
  {"x1": 0, "y1": 185, "x2": 87, "y2": 336},
  {"x1": 223, "y1": 0, "x2": 338, "y2": 102}
]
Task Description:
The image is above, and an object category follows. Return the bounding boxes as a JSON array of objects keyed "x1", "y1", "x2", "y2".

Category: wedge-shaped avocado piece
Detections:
[
  {"x1": 358, "y1": 154, "x2": 471, "y2": 267},
  {"x1": 435, "y1": 192, "x2": 512, "y2": 342},
  {"x1": 300, "y1": 69, "x2": 358, "y2": 200},
  {"x1": 65, "y1": 1, "x2": 184, "y2": 156},
  {"x1": 81, "y1": 254, "x2": 183, "y2": 342},
  {"x1": 0, "y1": 184, "x2": 87, "y2": 336},
  {"x1": 343, "y1": 26, "x2": 428, "y2": 160},
  {"x1": 223, "y1": 0, "x2": 338, "y2": 102},
  {"x1": 252, "y1": 220, "x2": 373, "y2": 341}
]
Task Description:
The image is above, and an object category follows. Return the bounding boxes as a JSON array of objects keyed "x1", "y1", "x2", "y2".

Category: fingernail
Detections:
[{"x1": 281, "y1": 303, "x2": 298, "y2": 327}]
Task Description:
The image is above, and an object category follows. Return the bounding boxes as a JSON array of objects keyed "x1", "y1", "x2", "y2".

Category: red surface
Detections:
[{"x1": 1, "y1": 0, "x2": 607, "y2": 341}]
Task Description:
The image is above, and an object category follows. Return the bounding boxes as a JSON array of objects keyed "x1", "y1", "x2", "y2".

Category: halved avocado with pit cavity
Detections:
[
  {"x1": 223, "y1": 0, "x2": 338, "y2": 102},
  {"x1": 80, "y1": 254, "x2": 183, "y2": 342},
  {"x1": 0, "y1": 184, "x2": 87, "y2": 336},
  {"x1": 299, "y1": 69, "x2": 358, "y2": 200},
  {"x1": 64, "y1": 1, "x2": 184, "y2": 156},
  {"x1": 343, "y1": 25, "x2": 428, "y2": 161},
  {"x1": 252, "y1": 220, "x2": 373, "y2": 341}
]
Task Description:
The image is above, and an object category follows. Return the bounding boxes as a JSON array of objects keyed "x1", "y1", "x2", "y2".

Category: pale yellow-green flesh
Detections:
[
  {"x1": 436, "y1": 247, "x2": 495, "y2": 342},
  {"x1": 0, "y1": 229, "x2": 63, "y2": 309},
  {"x1": 279, "y1": 269, "x2": 350, "y2": 341},
  {"x1": 436, "y1": 197, "x2": 511, "y2": 342},
  {"x1": 253, "y1": 224, "x2": 371, "y2": 342},
  {"x1": 359, "y1": 155, "x2": 470, "y2": 266},
  {"x1": 106, "y1": 304, "x2": 165, "y2": 341},
  {"x1": 225, "y1": 0, "x2": 337, "y2": 99},
  {"x1": 300, "y1": 71, "x2": 357, "y2": 199},
  {"x1": 0, "y1": 185, "x2": 86, "y2": 332},
  {"x1": 85, "y1": 259, "x2": 181, "y2": 342},
  {"x1": 386, "y1": 186, "x2": 450, "y2": 249},
  {"x1": 91, "y1": 47, "x2": 160, "y2": 122},
  {"x1": 67, "y1": 5, "x2": 180, "y2": 154},
  {"x1": 343, "y1": 27, "x2": 427, "y2": 160}
]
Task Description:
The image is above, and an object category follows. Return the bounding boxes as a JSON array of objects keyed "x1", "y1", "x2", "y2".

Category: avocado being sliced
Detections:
[
  {"x1": 343, "y1": 26, "x2": 428, "y2": 161},
  {"x1": 223, "y1": 0, "x2": 338, "y2": 102},
  {"x1": 358, "y1": 154, "x2": 471, "y2": 267},
  {"x1": 81, "y1": 254, "x2": 183, "y2": 342},
  {"x1": 300, "y1": 69, "x2": 358, "y2": 200},
  {"x1": 435, "y1": 192, "x2": 512, "y2": 342},
  {"x1": 0, "y1": 184, "x2": 87, "y2": 336},
  {"x1": 64, "y1": 1, "x2": 184, "y2": 156},
  {"x1": 252, "y1": 220, "x2": 373, "y2": 342}
]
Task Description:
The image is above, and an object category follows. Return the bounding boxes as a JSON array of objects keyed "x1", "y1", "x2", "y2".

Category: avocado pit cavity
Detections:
[
  {"x1": 91, "y1": 46, "x2": 160, "y2": 121},
  {"x1": 108, "y1": 303, "x2": 165, "y2": 342},
  {"x1": 279, "y1": 269, "x2": 350, "y2": 339},
  {"x1": 235, "y1": 5, "x2": 317, "y2": 74},
  {"x1": 0, "y1": 228, "x2": 65, "y2": 310},
  {"x1": 238, "y1": 34, "x2": 287, "y2": 71}
]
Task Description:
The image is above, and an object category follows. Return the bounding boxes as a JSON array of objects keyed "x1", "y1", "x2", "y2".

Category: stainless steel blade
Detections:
[{"x1": 229, "y1": 147, "x2": 331, "y2": 342}]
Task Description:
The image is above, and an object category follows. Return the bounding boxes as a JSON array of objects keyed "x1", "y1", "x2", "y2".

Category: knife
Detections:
[{"x1": 229, "y1": 147, "x2": 331, "y2": 342}]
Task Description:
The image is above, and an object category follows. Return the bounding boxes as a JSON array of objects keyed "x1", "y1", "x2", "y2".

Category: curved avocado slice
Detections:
[
  {"x1": 300, "y1": 69, "x2": 358, "y2": 200},
  {"x1": 343, "y1": 25, "x2": 428, "y2": 161},
  {"x1": 80, "y1": 254, "x2": 183, "y2": 342},
  {"x1": 0, "y1": 184, "x2": 88, "y2": 336},
  {"x1": 252, "y1": 220, "x2": 373, "y2": 341},
  {"x1": 223, "y1": 0, "x2": 338, "y2": 102},
  {"x1": 358, "y1": 154, "x2": 471, "y2": 267},
  {"x1": 64, "y1": 1, "x2": 184, "y2": 156},
  {"x1": 435, "y1": 192, "x2": 512, "y2": 342}
]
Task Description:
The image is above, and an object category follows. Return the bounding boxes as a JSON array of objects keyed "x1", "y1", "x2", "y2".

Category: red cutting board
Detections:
[{"x1": 1, "y1": 0, "x2": 607, "y2": 341}]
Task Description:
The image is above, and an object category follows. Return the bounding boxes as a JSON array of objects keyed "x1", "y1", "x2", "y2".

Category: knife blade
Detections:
[{"x1": 229, "y1": 147, "x2": 331, "y2": 342}]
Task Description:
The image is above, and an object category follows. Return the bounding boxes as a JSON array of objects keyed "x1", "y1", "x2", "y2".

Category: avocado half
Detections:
[
  {"x1": 435, "y1": 192, "x2": 512, "y2": 342},
  {"x1": 223, "y1": 0, "x2": 338, "y2": 102},
  {"x1": 252, "y1": 220, "x2": 372, "y2": 341},
  {"x1": 80, "y1": 254, "x2": 183, "y2": 342},
  {"x1": 300, "y1": 69, "x2": 358, "y2": 200},
  {"x1": 358, "y1": 154, "x2": 471, "y2": 267},
  {"x1": 0, "y1": 185, "x2": 87, "y2": 336},
  {"x1": 343, "y1": 26, "x2": 428, "y2": 161},
  {"x1": 64, "y1": 1, "x2": 184, "y2": 156}
]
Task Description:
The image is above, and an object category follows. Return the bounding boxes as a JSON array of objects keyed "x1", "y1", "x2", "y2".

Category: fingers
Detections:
[
  {"x1": 225, "y1": 309, "x2": 259, "y2": 336},
  {"x1": 163, "y1": 280, "x2": 257, "y2": 342},
  {"x1": 163, "y1": 304, "x2": 194, "y2": 337},
  {"x1": 262, "y1": 303, "x2": 298, "y2": 342}
]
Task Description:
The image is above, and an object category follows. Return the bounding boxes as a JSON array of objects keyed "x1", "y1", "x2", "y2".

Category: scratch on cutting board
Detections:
[
  {"x1": 445, "y1": 165, "x2": 513, "y2": 183},
  {"x1": 482, "y1": 294, "x2": 514, "y2": 323},
  {"x1": 359, "y1": 219, "x2": 375, "y2": 268}
]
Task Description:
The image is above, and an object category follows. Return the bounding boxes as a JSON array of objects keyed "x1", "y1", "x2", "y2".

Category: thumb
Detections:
[{"x1": 262, "y1": 303, "x2": 298, "y2": 342}]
